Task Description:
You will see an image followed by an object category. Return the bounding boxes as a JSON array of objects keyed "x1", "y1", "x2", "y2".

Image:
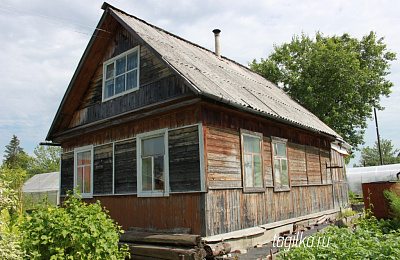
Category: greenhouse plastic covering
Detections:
[
  {"x1": 347, "y1": 164, "x2": 400, "y2": 195},
  {"x1": 22, "y1": 171, "x2": 59, "y2": 193}
]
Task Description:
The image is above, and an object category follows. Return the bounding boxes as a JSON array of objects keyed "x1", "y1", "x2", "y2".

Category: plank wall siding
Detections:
[
  {"x1": 204, "y1": 125, "x2": 335, "y2": 236},
  {"x1": 82, "y1": 193, "x2": 203, "y2": 235},
  {"x1": 69, "y1": 25, "x2": 190, "y2": 129}
]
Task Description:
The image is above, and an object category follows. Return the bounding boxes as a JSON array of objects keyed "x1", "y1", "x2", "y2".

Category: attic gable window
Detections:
[
  {"x1": 103, "y1": 47, "x2": 140, "y2": 101},
  {"x1": 240, "y1": 129, "x2": 264, "y2": 192},
  {"x1": 272, "y1": 137, "x2": 290, "y2": 191}
]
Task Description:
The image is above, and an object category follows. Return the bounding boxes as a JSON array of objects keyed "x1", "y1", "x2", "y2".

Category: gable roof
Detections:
[{"x1": 47, "y1": 2, "x2": 342, "y2": 141}]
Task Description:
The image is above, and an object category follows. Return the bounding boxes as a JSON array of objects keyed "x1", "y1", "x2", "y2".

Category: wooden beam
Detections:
[{"x1": 120, "y1": 232, "x2": 201, "y2": 246}]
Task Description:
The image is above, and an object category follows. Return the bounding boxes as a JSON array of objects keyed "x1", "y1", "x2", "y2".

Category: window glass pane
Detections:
[
  {"x1": 115, "y1": 75, "x2": 125, "y2": 95},
  {"x1": 77, "y1": 167, "x2": 83, "y2": 193},
  {"x1": 142, "y1": 136, "x2": 164, "y2": 156},
  {"x1": 275, "y1": 142, "x2": 287, "y2": 157},
  {"x1": 142, "y1": 157, "x2": 152, "y2": 191},
  {"x1": 244, "y1": 154, "x2": 254, "y2": 187},
  {"x1": 106, "y1": 63, "x2": 114, "y2": 79},
  {"x1": 281, "y1": 159, "x2": 288, "y2": 186},
  {"x1": 243, "y1": 135, "x2": 260, "y2": 154},
  {"x1": 126, "y1": 71, "x2": 137, "y2": 90},
  {"x1": 274, "y1": 159, "x2": 282, "y2": 186},
  {"x1": 254, "y1": 155, "x2": 262, "y2": 187},
  {"x1": 116, "y1": 56, "x2": 126, "y2": 75},
  {"x1": 154, "y1": 156, "x2": 164, "y2": 190},
  {"x1": 105, "y1": 80, "x2": 114, "y2": 99},
  {"x1": 84, "y1": 166, "x2": 91, "y2": 193},
  {"x1": 78, "y1": 151, "x2": 91, "y2": 166},
  {"x1": 127, "y1": 51, "x2": 138, "y2": 70}
]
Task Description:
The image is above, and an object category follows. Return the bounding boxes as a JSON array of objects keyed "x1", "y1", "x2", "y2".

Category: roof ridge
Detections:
[{"x1": 102, "y1": 2, "x2": 264, "y2": 77}]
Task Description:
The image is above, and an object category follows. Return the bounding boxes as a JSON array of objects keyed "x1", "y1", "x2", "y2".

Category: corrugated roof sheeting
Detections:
[{"x1": 111, "y1": 8, "x2": 340, "y2": 138}]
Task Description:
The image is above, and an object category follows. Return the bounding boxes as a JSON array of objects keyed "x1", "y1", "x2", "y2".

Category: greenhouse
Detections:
[
  {"x1": 347, "y1": 164, "x2": 400, "y2": 196},
  {"x1": 22, "y1": 171, "x2": 59, "y2": 207}
]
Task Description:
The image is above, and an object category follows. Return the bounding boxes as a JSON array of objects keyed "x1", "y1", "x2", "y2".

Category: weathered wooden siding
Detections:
[
  {"x1": 205, "y1": 186, "x2": 333, "y2": 236},
  {"x1": 320, "y1": 150, "x2": 330, "y2": 184},
  {"x1": 69, "y1": 25, "x2": 191, "y2": 129},
  {"x1": 203, "y1": 124, "x2": 335, "y2": 236},
  {"x1": 62, "y1": 104, "x2": 201, "y2": 152},
  {"x1": 206, "y1": 127, "x2": 241, "y2": 189},
  {"x1": 61, "y1": 123, "x2": 202, "y2": 194},
  {"x1": 94, "y1": 144, "x2": 113, "y2": 195},
  {"x1": 288, "y1": 143, "x2": 307, "y2": 186},
  {"x1": 306, "y1": 146, "x2": 321, "y2": 185},
  {"x1": 61, "y1": 152, "x2": 74, "y2": 196},
  {"x1": 82, "y1": 193, "x2": 203, "y2": 235},
  {"x1": 263, "y1": 137, "x2": 274, "y2": 187},
  {"x1": 169, "y1": 126, "x2": 201, "y2": 192},
  {"x1": 115, "y1": 139, "x2": 137, "y2": 194},
  {"x1": 331, "y1": 149, "x2": 349, "y2": 208},
  {"x1": 201, "y1": 103, "x2": 331, "y2": 151}
]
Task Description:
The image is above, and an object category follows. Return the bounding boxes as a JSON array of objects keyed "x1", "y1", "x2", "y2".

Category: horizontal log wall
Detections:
[
  {"x1": 94, "y1": 144, "x2": 113, "y2": 195},
  {"x1": 169, "y1": 126, "x2": 201, "y2": 192},
  {"x1": 115, "y1": 139, "x2": 137, "y2": 194},
  {"x1": 61, "y1": 152, "x2": 74, "y2": 196},
  {"x1": 81, "y1": 193, "x2": 203, "y2": 235}
]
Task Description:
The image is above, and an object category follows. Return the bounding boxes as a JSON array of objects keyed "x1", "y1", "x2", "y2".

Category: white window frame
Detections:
[
  {"x1": 240, "y1": 129, "x2": 264, "y2": 192},
  {"x1": 137, "y1": 128, "x2": 169, "y2": 197},
  {"x1": 74, "y1": 145, "x2": 94, "y2": 198},
  {"x1": 272, "y1": 137, "x2": 290, "y2": 192},
  {"x1": 102, "y1": 46, "x2": 140, "y2": 102}
]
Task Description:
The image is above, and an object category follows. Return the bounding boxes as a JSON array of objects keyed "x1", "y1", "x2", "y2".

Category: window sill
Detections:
[
  {"x1": 137, "y1": 191, "x2": 169, "y2": 198},
  {"x1": 243, "y1": 187, "x2": 265, "y2": 193},
  {"x1": 273, "y1": 187, "x2": 291, "y2": 192}
]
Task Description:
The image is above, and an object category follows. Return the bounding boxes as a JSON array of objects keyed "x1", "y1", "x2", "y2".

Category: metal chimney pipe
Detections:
[{"x1": 212, "y1": 29, "x2": 221, "y2": 58}]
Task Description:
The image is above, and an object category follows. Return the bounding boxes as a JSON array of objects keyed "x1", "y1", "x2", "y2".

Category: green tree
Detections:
[
  {"x1": 3, "y1": 135, "x2": 30, "y2": 170},
  {"x1": 27, "y1": 145, "x2": 61, "y2": 176},
  {"x1": 359, "y1": 139, "x2": 400, "y2": 166},
  {"x1": 250, "y1": 31, "x2": 396, "y2": 150}
]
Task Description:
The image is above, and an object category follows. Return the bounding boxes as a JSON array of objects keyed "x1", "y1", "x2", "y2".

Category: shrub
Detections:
[
  {"x1": 21, "y1": 191, "x2": 130, "y2": 259},
  {"x1": 0, "y1": 170, "x2": 27, "y2": 259},
  {"x1": 383, "y1": 186, "x2": 400, "y2": 218},
  {"x1": 277, "y1": 214, "x2": 400, "y2": 259}
]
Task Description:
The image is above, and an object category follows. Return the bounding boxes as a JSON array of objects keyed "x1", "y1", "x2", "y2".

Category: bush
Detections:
[
  {"x1": 21, "y1": 192, "x2": 129, "y2": 259},
  {"x1": 384, "y1": 186, "x2": 400, "y2": 218},
  {"x1": 277, "y1": 214, "x2": 400, "y2": 259}
]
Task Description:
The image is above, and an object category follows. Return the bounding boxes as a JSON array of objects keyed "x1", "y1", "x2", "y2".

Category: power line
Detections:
[{"x1": 0, "y1": 3, "x2": 111, "y2": 35}]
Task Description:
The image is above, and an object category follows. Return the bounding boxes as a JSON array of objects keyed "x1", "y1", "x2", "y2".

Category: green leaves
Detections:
[
  {"x1": 278, "y1": 216, "x2": 400, "y2": 259},
  {"x1": 250, "y1": 31, "x2": 396, "y2": 150},
  {"x1": 20, "y1": 191, "x2": 130, "y2": 259}
]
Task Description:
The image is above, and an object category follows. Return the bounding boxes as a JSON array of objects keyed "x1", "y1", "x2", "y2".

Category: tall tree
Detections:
[
  {"x1": 359, "y1": 139, "x2": 400, "y2": 166},
  {"x1": 250, "y1": 31, "x2": 396, "y2": 151},
  {"x1": 3, "y1": 135, "x2": 29, "y2": 169},
  {"x1": 28, "y1": 145, "x2": 61, "y2": 176}
]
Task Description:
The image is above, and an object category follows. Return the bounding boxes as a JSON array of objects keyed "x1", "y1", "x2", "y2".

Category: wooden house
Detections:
[{"x1": 46, "y1": 2, "x2": 349, "y2": 246}]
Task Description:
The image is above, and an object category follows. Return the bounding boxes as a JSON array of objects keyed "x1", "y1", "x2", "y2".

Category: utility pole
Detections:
[{"x1": 374, "y1": 107, "x2": 383, "y2": 165}]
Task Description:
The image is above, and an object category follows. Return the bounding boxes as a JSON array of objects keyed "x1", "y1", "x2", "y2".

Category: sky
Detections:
[{"x1": 0, "y1": 0, "x2": 399, "y2": 167}]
